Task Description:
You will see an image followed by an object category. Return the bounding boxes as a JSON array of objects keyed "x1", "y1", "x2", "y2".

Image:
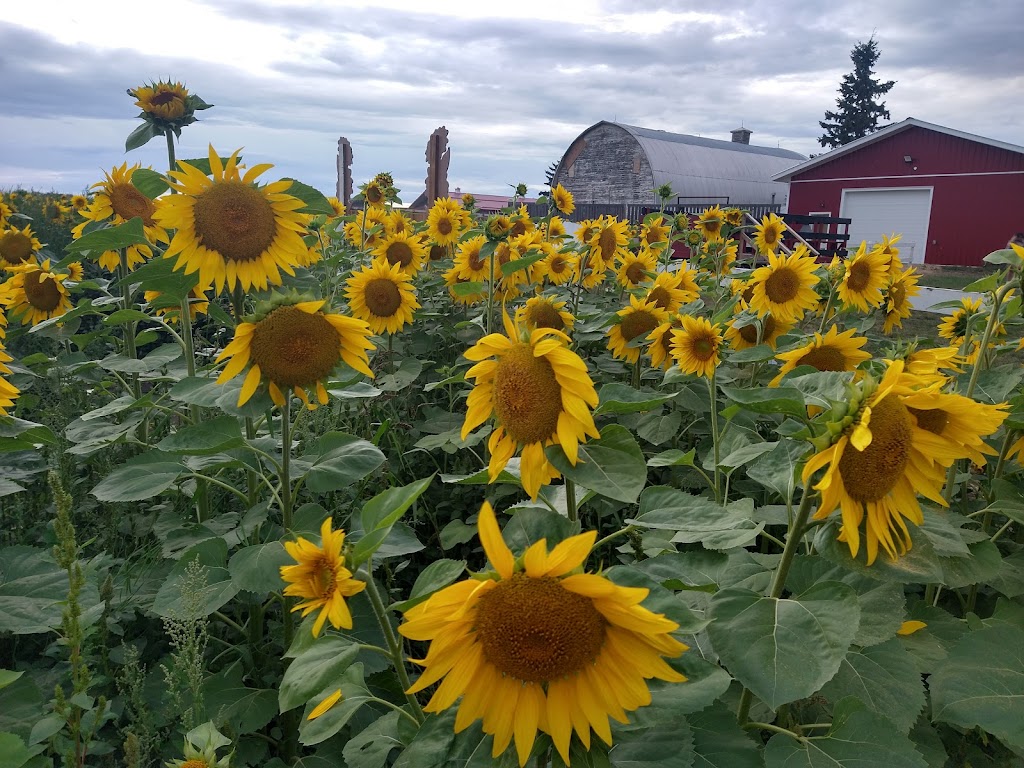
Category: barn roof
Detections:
[
  {"x1": 772, "y1": 117, "x2": 1024, "y2": 182},
  {"x1": 608, "y1": 122, "x2": 804, "y2": 203}
]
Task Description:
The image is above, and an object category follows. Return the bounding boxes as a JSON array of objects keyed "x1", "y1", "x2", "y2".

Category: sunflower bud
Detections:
[{"x1": 126, "y1": 80, "x2": 212, "y2": 150}]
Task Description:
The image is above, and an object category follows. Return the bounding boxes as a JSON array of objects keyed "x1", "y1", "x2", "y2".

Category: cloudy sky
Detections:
[{"x1": 2, "y1": 0, "x2": 1022, "y2": 200}]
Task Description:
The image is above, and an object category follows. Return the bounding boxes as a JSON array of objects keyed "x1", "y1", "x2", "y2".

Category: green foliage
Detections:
[{"x1": 818, "y1": 36, "x2": 897, "y2": 149}]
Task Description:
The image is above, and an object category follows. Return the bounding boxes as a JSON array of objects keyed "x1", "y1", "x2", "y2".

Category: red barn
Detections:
[{"x1": 773, "y1": 118, "x2": 1024, "y2": 266}]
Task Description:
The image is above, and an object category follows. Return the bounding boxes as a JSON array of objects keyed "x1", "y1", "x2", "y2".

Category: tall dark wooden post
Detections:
[
  {"x1": 425, "y1": 127, "x2": 450, "y2": 205},
  {"x1": 337, "y1": 137, "x2": 353, "y2": 207}
]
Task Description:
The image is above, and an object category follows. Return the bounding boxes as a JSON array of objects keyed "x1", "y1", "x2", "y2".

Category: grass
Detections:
[{"x1": 916, "y1": 265, "x2": 997, "y2": 291}]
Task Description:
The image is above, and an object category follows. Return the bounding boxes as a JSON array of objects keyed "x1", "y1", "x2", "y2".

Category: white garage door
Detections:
[{"x1": 840, "y1": 187, "x2": 933, "y2": 264}]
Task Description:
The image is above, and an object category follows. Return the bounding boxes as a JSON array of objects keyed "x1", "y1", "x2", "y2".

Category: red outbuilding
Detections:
[{"x1": 773, "y1": 118, "x2": 1024, "y2": 266}]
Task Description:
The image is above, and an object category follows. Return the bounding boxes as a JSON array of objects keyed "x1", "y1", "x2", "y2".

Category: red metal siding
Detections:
[{"x1": 787, "y1": 126, "x2": 1024, "y2": 266}]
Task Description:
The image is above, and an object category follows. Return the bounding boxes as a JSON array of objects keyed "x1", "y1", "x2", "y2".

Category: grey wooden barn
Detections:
[{"x1": 551, "y1": 121, "x2": 805, "y2": 208}]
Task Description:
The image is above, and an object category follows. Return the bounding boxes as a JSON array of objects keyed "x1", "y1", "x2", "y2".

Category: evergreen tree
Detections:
[
  {"x1": 544, "y1": 161, "x2": 559, "y2": 188},
  {"x1": 818, "y1": 37, "x2": 896, "y2": 149}
]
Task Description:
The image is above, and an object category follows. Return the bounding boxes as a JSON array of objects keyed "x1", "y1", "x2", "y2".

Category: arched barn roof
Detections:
[{"x1": 554, "y1": 121, "x2": 805, "y2": 205}]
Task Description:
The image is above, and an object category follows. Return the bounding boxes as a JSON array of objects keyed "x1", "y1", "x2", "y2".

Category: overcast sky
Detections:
[{"x1": 2, "y1": 0, "x2": 1022, "y2": 200}]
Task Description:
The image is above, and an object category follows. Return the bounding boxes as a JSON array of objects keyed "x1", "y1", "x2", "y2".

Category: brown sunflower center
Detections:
[
  {"x1": 549, "y1": 255, "x2": 567, "y2": 274},
  {"x1": 689, "y1": 331, "x2": 718, "y2": 361},
  {"x1": 597, "y1": 228, "x2": 617, "y2": 261},
  {"x1": 762, "y1": 224, "x2": 781, "y2": 246},
  {"x1": 437, "y1": 218, "x2": 453, "y2": 236},
  {"x1": 24, "y1": 271, "x2": 62, "y2": 311},
  {"x1": 385, "y1": 241, "x2": 414, "y2": 268},
  {"x1": 363, "y1": 278, "x2": 403, "y2": 317},
  {"x1": 620, "y1": 310, "x2": 660, "y2": 343},
  {"x1": 496, "y1": 242, "x2": 513, "y2": 267},
  {"x1": 764, "y1": 267, "x2": 800, "y2": 304},
  {"x1": 625, "y1": 262, "x2": 647, "y2": 285},
  {"x1": 648, "y1": 286, "x2": 671, "y2": 309},
  {"x1": 366, "y1": 185, "x2": 385, "y2": 204},
  {"x1": 108, "y1": 183, "x2": 157, "y2": 227},
  {"x1": 525, "y1": 302, "x2": 565, "y2": 331},
  {"x1": 474, "y1": 574, "x2": 607, "y2": 683},
  {"x1": 0, "y1": 232, "x2": 33, "y2": 264},
  {"x1": 838, "y1": 394, "x2": 913, "y2": 501},
  {"x1": 313, "y1": 555, "x2": 338, "y2": 596},
  {"x1": 846, "y1": 261, "x2": 871, "y2": 292},
  {"x1": 493, "y1": 344, "x2": 563, "y2": 445},
  {"x1": 151, "y1": 91, "x2": 179, "y2": 106},
  {"x1": 510, "y1": 220, "x2": 527, "y2": 238},
  {"x1": 796, "y1": 344, "x2": 848, "y2": 371},
  {"x1": 702, "y1": 218, "x2": 722, "y2": 235},
  {"x1": 429, "y1": 244, "x2": 446, "y2": 261},
  {"x1": 193, "y1": 181, "x2": 277, "y2": 263},
  {"x1": 908, "y1": 406, "x2": 948, "y2": 435},
  {"x1": 740, "y1": 315, "x2": 775, "y2": 344},
  {"x1": 248, "y1": 305, "x2": 340, "y2": 388},
  {"x1": 467, "y1": 248, "x2": 486, "y2": 272},
  {"x1": 890, "y1": 282, "x2": 906, "y2": 308}
]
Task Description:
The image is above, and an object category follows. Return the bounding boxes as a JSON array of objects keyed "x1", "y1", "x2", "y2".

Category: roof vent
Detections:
[{"x1": 730, "y1": 127, "x2": 752, "y2": 145}]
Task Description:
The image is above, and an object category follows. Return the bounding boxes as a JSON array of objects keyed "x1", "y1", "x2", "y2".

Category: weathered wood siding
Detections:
[{"x1": 553, "y1": 123, "x2": 655, "y2": 206}]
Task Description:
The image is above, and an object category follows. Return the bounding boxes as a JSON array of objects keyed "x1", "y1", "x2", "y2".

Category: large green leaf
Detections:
[
  {"x1": 763, "y1": 698, "x2": 926, "y2": 767},
  {"x1": 156, "y1": 416, "x2": 245, "y2": 456},
  {"x1": 300, "y1": 432, "x2": 385, "y2": 493},
  {"x1": 930, "y1": 625, "x2": 1024, "y2": 754},
  {"x1": 131, "y1": 167, "x2": 170, "y2": 198},
  {"x1": 819, "y1": 639, "x2": 925, "y2": 733},
  {"x1": 204, "y1": 663, "x2": 277, "y2": 735},
  {"x1": 546, "y1": 424, "x2": 647, "y2": 503},
  {"x1": 610, "y1": 717, "x2": 695, "y2": 767},
  {"x1": 279, "y1": 637, "x2": 360, "y2": 713},
  {"x1": 64, "y1": 217, "x2": 148, "y2": 255},
  {"x1": 351, "y1": 476, "x2": 433, "y2": 562},
  {"x1": 91, "y1": 451, "x2": 186, "y2": 502},
  {"x1": 98, "y1": 343, "x2": 182, "y2": 373},
  {"x1": 299, "y1": 663, "x2": 373, "y2": 746},
  {"x1": 631, "y1": 487, "x2": 763, "y2": 551},
  {"x1": 747, "y1": 440, "x2": 808, "y2": 503},
  {"x1": 0, "y1": 732, "x2": 31, "y2": 768},
  {"x1": 707, "y1": 582, "x2": 860, "y2": 709},
  {"x1": 283, "y1": 179, "x2": 334, "y2": 216},
  {"x1": 685, "y1": 703, "x2": 762, "y2": 768},
  {"x1": 594, "y1": 383, "x2": 677, "y2": 415},
  {"x1": 636, "y1": 550, "x2": 772, "y2": 594},
  {"x1": 0, "y1": 547, "x2": 73, "y2": 634},
  {"x1": 228, "y1": 542, "x2": 292, "y2": 594},
  {"x1": 719, "y1": 385, "x2": 807, "y2": 419},
  {"x1": 151, "y1": 539, "x2": 239, "y2": 618},
  {"x1": 391, "y1": 558, "x2": 467, "y2": 611},
  {"x1": 343, "y1": 712, "x2": 404, "y2": 768}
]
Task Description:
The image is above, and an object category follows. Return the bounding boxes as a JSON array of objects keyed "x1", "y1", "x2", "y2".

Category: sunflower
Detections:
[
  {"x1": 74, "y1": 162, "x2": 169, "y2": 247},
  {"x1": 508, "y1": 205, "x2": 535, "y2": 239},
  {"x1": 546, "y1": 216, "x2": 567, "y2": 238},
  {"x1": 837, "y1": 243, "x2": 889, "y2": 312},
  {"x1": 345, "y1": 257, "x2": 420, "y2": 335},
  {"x1": 399, "y1": 502, "x2": 687, "y2": 766},
  {"x1": 0, "y1": 225, "x2": 42, "y2": 269},
  {"x1": 155, "y1": 147, "x2": 311, "y2": 294},
  {"x1": 132, "y1": 80, "x2": 189, "y2": 121},
  {"x1": 724, "y1": 313, "x2": 791, "y2": 350},
  {"x1": 454, "y1": 235, "x2": 491, "y2": 282},
  {"x1": 671, "y1": 315, "x2": 724, "y2": 378},
  {"x1": 325, "y1": 196, "x2": 346, "y2": 218},
  {"x1": 903, "y1": 345, "x2": 961, "y2": 384},
  {"x1": 771, "y1": 325, "x2": 871, "y2": 385},
  {"x1": 280, "y1": 517, "x2": 366, "y2": 637},
  {"x1": 461, "y1": 313, "x2": 599, "y2": 499},
  {"x1": 216, "y1": 295, "x2": 374, "y2": 409},
  {"x1": 575, "y1": 219, "x2": 601, "y2": 247},
  {"x1": 694, "y1": 205, "x2": 725, "y2": 242},
  {"x1": 426, "y1": 198, "x2": 464, "y2": 246},
  {"x1": 882, "y1": 267, "x2": 921, "y2": 334},
  {"x1": 902, "y1": 390, "x2": 1008, "y2": 467},
  {"x1": 145, "y1": 283, "x2": 212, "y2": 322},
  {"x1": 484, "y1": 214, "x2": 513, "y2": 241},
  {"x1": 97, "y1": 243, "x2": 151, "y2": 273},
  {"x1": 362, "y1": 180, "x2": 387, "y2": 208},
  {"x1": 753, "y1": 213, "x2": 786, "y2": 254},
  {"x1": 589, "y1": 217, "x2": 631, "y2": 268},
  {"x1": 444, "y1": 265, "x2": 486, "y2": 306},
  {"x1": 707, "y1": 239, "x2": 738, "y2": 276},
  {"x1": 937, "y1": 297, "x2": 983, "y2": 344},
  {"x1": 515, "y1": 295, "x2": 575, "y2": 334},
  {"x1": 494, "y1": 240, "x2": 532, "y2": 296},
  {"x1": 3, "y1": 259, "x2": 75, "y2": 326},
  {"x1": 640, "y1": 215, "x2": 670, "y2": 250},
  {"x1": 70, "y1": 194, "x2": 89, "y2": 212},
  {"x1": 607, "y1": 295, "x2": 669, "y2": 364},
  {"x1": 748, "y1": 245, "x2": 821, "y2": 323},
  {"x1": 646, "y1": 317, "x2": 682, "y2": 371},
  {"x1": 724, "y1": 208, "x2": 744, "y2": 227},
  {"x1": 344, "y1": 208, "x2": 387, "y2": 250},
  {"x1": 0, "y1": 199, "x2": 12, "y2": 227},
  {"x1": 0, "y1": 331, "x2": 19, "y2": 417},
  {"x1": 373, "y1": 231, "x2": 426, "y2": 276},
  {"x1": 802, "y1": 361, "x2": 1003, "y2": 564},
  {"x1": 615, "y1": 249, "x2": 657, "y2": 289},
  {"x1": 644, "y1": 270, "x2": 694, "y2": 314},
  {"x1": 550, "y1": 183, "x2": 575, "y2": 216},
  {"x1": 538, "y1": 250, "x2": 578, "y2": 286},
  {"x1": 878, "y1": 233, "x2": 903, "y2": 275},
  {"x1": 385, "y1": 210, "x2": 413, "y2": 237}
]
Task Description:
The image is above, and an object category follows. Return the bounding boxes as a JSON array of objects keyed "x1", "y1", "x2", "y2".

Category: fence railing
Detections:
[{"x1": 523, "y1": 202, "x2": 782, "y2": 224}]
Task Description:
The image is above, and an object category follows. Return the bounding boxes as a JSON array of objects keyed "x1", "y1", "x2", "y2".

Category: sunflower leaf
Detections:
[
  {"x1": 125, "y1": 121, "x2": 160, "y2": 151},
  {"x1": 299, "y1": 664, "x2": 372, "y2": 746},
  {"x1": 283, "y1": 179, "x2": 334, "y2": 216},
  {"x1": 131, "y1": 167, "x2": 170, "y2": 199},
  {"x1": 351, "y1": 476, "x2": 434, "y2": 562},
  {"x1": 545, "y1": 424, "x2": 646, "y2": 503},
  {"x1": 280, "y1": 639, "x2": 360, "y2": 714},
  {"x1": 64, "y1": 217, "x2": 149, "y2": 255}
]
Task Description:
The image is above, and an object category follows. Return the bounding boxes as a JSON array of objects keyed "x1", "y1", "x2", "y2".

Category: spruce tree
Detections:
[{"x1": 818, "y1": 37, "x2": 896, "y2": 149}]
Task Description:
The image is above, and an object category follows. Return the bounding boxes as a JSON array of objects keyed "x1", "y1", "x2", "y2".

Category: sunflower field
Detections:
[{"x1": 2, "y1": 82, "x2": 1024, "y2": 768}]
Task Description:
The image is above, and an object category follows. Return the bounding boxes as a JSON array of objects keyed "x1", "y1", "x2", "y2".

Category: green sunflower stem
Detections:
[
  {"x1": 363, "y1": 562, "x2": 426, "y2": 724},
  {"x1": 565, "y1": 479, "x2": 578, "y2": 524},
  {"x1": 164, "y1": 130, "x2": 176, "y2": 173},
  {"x1": 117, "y1": 250, "x2": 143, "y2": 404},
  {"x1": 708, "y1": 370, "x2": 721, "y2": 503},
  {"x1": 486, "y1": 245, "x2": 496, "y2": 336},
  {"x1": 280, "y1": 397, "x2": 295, "y2": 647},
  {"x1": 817, "y1": 287, "x2": 838, "y2": 335},
  {"x1": 737, "y1": 490, "x2": 815, "y2": 725}
]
